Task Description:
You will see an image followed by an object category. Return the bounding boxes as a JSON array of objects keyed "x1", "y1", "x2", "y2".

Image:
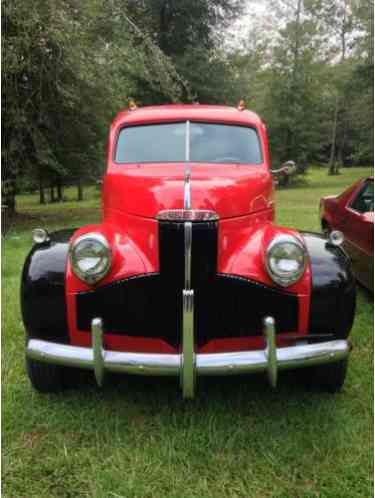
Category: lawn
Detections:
[{"x1": 2, "y1": 167, "x2": 373, "y2": 498}]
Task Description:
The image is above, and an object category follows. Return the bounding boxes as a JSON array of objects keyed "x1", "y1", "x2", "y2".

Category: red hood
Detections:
[{"x1": 103, "y1": 163, "x2": 274, "y2": 219}]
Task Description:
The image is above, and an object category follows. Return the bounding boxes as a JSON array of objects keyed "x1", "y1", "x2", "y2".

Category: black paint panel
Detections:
[
  {"x1": 195, "y1": 274, "x2": 299, "y2": 346},
  {"x1": 302, "y1": 232, "x2": 356, "y2": 339},
  {"x1": 158, "y1": 221, "x2": 184, "y2": 343},
  {"x1": 158, "y1": 220, "x2": 218, "y2": 287},
  {"x1": 76, "y1": 273, "x2": 299, "y2": 347},
  {"x1": 21, "y1": 229, "x2": 76, "y2": 343},
  {"x1": 76, "y1": 273, "x2": 179, "y2": 342}
]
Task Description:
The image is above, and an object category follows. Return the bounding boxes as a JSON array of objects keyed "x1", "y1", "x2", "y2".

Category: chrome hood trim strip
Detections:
[
  {"x1": 183, "y1": 169, "x2": 191, "y2": 209},
  {"x1": 156, "y1": 209, "x2": 219, "y2": 221},
  {"x1": 184, "y1": 120, "x2": 191, "y2": 209}
]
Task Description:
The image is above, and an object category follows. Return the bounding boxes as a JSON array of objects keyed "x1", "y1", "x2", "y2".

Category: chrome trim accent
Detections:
[
  {"x1": 185, "y1": 120, "x2": 190, "y2": 162},
  {"x1": 26, "y1": 338, "x2": 350, "y2": 379},
  {"x1": 180, "y1": 219, "x2": 195, "y2": 398},
  {"x1": 183, "y1": 170, "x2": 191, "y2": 209},
  {"x1": 27, "y1": 339, "x2": 180, "y2": 374},
  {"x1": 270, "y1": 161, "x2": 296, "y2": 176},
  {"x1": 156, "y1": 209, "x2": 219, "y2": 221},
  {"x1": 184, "y1": 120, "x2": 191, "y2": 209},
  {"x1": 264, "y1": 317, "x2": 277, "y2": 388},
  {"x1": 184, "y1": 222, "x2": 192, "y2": 289},
  {"x1": 265, "y1": 234, "x2": 307, "y2": 288},
  {"x1": 181, "y1": 290, "x2": 195, "y2": 399},
  {"x1": 69, "y1": 232, "x2": 112, "y2": 285},
  {"x1": 92, "y1": 317, "x2": 105, "y2": 387},
  {"x1": 195, "y1": 340, "x2": 350, "y2": 373},
  {"x1": 328, "y1": 230, "x2": 344, "y2": 246}
]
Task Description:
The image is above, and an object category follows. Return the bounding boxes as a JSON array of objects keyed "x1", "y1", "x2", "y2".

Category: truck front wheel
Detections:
[
  {"x1": 26, "y1": 357, "x2": 66, "y2": 393},
  {"x1": 305, "y1": 359, "x2": 348, "y2": 393}
]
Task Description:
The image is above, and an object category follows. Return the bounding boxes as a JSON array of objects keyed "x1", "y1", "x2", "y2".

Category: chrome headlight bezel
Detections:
[
  {"x1": 70, "y1": 233, "x2": 112, "y2": 285},
  {"x1": 265, "y1": 234, "x2": 307, "y2": 287}
]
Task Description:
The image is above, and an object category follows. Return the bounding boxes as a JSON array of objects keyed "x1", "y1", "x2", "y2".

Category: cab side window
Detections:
[{"x1": 350, "y1": 181, "x2": 374, "y2": 213}]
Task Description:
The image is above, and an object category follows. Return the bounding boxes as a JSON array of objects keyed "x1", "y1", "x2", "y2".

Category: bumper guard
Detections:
[{"x1": 26, "y1": 316, "x2": 350, "y2": 398}]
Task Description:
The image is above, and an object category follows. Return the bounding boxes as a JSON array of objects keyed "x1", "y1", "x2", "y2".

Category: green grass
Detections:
[{"x1": 2, "y1": 167, "x2": 373, "y2": 498}]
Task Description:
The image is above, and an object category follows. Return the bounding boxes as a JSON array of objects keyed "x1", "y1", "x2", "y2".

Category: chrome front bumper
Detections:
[{"x1": 26, "y1": 316, "x2": 350, "y2": 398}]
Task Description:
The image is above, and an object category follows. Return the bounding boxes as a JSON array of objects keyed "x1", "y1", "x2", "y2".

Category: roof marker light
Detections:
[
  {"x1": 237, "y1": 100, "x2": 246, "y2": 111},
  {"x1": 128, "y1": 99, "x2": 137, "y2": 111}
]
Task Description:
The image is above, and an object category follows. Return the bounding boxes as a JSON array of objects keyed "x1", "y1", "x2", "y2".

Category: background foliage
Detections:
[{"x1": 2, "y1": 0, "x2": 373, "y2": 212}]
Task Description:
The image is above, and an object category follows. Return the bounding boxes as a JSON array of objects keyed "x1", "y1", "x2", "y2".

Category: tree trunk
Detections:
[
  {"x1": 57, "y1": 179, "x2": 63, "y2": 202},
  {"x1": 334, "y1": 5, "x2": 347, "y2": 176},
  {"x1": 1, "y1": 177, "x2": 16, "y2": 235},
  {"x1": 287, "y1": 0, "x2": 302, "y2": 160},
  {"x1": 328, "y1": 95, "x2": 339, "y2": 175},
  {"x1": 339, "y1": 116, "x2": 348, "y2": 168},
  {"x1": 336, "y1": 120, "x2": 346, "y2": 174},
  {"x1": 2, "y1": 178, "x2": 16, "y2": 214},
  {"x1": 50, "y1": 184, "x2": 56, "y2": 203},
  {"x1": 77, "y1": 179, "x2": 83, "y2": 201},
  {"x1": 39, "y1": 174, "x2": 45, "y2": 204},
  {"x1": 159, "y1": 2, "x2": 171, "y2": 54},
  {"x1": 285, "y1": 129, "x2": 293, "y2": 160}
]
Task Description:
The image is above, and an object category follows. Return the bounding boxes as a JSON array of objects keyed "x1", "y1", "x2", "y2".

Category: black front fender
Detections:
[
  {"x1": 21, "y1": 229, "x2": 76, "y2": 343},
  {"x1": 302, "y1": 232, "x2": 356, "y2": 339}
]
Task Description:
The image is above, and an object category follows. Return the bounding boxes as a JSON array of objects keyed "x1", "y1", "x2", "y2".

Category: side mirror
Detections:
[{"x1": 270, "y1": 161, "x2": 297, "y2": 187}]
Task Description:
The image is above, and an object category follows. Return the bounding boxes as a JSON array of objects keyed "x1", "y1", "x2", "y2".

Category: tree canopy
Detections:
[{"x1": 2, "y1": 0, "x2": 373, "y2": 211}]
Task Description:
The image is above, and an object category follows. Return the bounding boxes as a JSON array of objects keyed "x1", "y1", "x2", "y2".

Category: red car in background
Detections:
[{"x1": 320, "y1": 177, "x2": 374, "y2": 291}]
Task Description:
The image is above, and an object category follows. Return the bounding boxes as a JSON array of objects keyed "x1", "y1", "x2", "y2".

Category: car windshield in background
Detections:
[
  {"x1": 351, "y1": 180, "x2": 374, "y2": 213},
  {"x1": 115, "y1": 122, "x2": 262, "y2": 164}
]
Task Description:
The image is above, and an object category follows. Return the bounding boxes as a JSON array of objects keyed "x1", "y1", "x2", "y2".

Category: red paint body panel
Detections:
[
  {"x1": 320, "y1": 177, "x2": 374, "y2": 291},
  {"x1": 66, "y1": 105, "x2": 312, "y2": 353},
  {"x1": 105, "y1": 105, "x2": 272, "y2": 220},
  {"x1": 103, "y1": 163, "x2": 274, "y2": 219}
]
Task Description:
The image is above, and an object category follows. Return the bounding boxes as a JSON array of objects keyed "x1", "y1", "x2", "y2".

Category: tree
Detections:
[
  {"x1": 307, "y1": 0, "x2": 355, "y2": 173},
  {"x1": 2, "y1": 0, "x2": 104, "y2": 209},
  {"x1": 250, "y1": 0, "x2": 327, "y2": 166},
  {"x1": 125, "y1": 0, "x2": 245, "y2": 102}
]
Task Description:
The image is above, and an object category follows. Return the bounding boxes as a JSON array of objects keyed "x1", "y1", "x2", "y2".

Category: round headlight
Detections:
[
  {"x1": 32, "y1": 228, "x2": 50, "y2": 244},
  {"x1": 70, "y1": 233, "x2": 111, "y2": 284},
  {"x1": 266, "y1": 235, "x2": 307, "y2": 287}
]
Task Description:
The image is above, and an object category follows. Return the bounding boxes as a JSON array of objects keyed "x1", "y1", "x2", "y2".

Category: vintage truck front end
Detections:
[{"x1": 22, "y1": 105, "x2": 355, "y2": 398}]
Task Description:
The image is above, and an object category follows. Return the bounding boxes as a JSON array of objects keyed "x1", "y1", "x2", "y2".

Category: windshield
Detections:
[{"x1": 115, "y1": 122, "x2": 262, "y2": 164}]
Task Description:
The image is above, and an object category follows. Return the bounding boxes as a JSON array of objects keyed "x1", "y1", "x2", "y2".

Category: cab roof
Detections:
[{"x1": 112, "y1": 104, "x2": 264, "y2": 129}]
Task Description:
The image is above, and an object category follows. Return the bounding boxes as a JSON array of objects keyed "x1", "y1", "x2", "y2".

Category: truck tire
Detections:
[
  {"x1": 306, "y1": 359, "x2": 348, "y2": 393},
  {"x1": 26, "y1": 356, "x2": 66, "y2": 393},
  {"x1": 321, "y1": 219, "x2": 331, "y2": 236}
]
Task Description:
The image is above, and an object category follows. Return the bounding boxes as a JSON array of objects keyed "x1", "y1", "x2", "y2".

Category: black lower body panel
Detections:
[
  {"x1": 76, "y1": 274, "x2": 181, "y2": 347},
  {"x1": 195, "y1": 274, "x2": 299, "y2": 346},
  {"x1": 76, "y1": 274, "x2": 299, "y2": 348}
]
